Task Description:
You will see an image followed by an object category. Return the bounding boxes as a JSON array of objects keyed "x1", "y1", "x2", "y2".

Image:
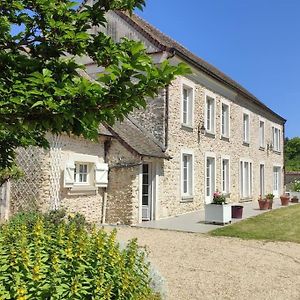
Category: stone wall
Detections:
[
  {"x1": 106, "y1": 139, "x2": 141, "y2": 224},
  {"x1": 156, "y1": 75, "x2": 285, "y2": 219},
  {"x1": 131, "y1": 89, "x2": 167, "y2": 147}
]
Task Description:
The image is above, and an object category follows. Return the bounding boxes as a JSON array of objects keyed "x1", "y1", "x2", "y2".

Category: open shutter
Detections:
[
  {"x1": 95, "y1": 163, "x2": 109, "y2": 188},
  {"x1": 64, "y1": 161, "x2": 75, "y2": 188}
]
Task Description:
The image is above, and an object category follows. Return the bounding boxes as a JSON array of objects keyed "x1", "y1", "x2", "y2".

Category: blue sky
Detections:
[{"x1": 136, "y1": 0, "x2": 300, "y2": 138}]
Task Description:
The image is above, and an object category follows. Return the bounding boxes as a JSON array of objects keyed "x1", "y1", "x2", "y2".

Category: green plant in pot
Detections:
[{"x1": 266, "y1": 193, "x2": 275, "y2": 209}]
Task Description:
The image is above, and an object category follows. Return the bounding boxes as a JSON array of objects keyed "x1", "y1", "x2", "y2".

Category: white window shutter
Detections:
[
  {"x1": 95, "y1": 163, "x2": 109, "y2": 188},
  {"x1": 64, "y1": 161, "x2": 75, "y2": 188}
]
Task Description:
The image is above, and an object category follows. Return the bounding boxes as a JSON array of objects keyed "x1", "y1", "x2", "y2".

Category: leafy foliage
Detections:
[
  {"x1": 0, "y1": 0, "x2": 189, "y2": 175},
  {"x1": 212, "y1": 192, "x2": 227, "y2": 205},
  {"x1": 291, "y1": 180, "x2": 300, "y2": 192},
  {"x1": 0, "y1": 212, "x2": 158, "y2": 299},
  {"x1": 285, "y1": 137, "x2": 300, "y2": 171}
]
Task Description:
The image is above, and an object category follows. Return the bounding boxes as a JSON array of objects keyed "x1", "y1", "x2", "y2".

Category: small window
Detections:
[
  {"x1": 182, "y1": 153, "x2": 193, "y2": 198},
  {"x1": 222, "y1": 158, "x2": 230, "y2": 194},
  {"x1": 259, "y1": 120, "x2": 265, "y2": 148},
  {"x1": 221, "y1": 103, "x2": 230, "y2": 138},
  {"x1": 243, "y1": 113, "x2": 250, "y2": 144},
  {"x1": 182, "y1": 86, "x2": 193, "y2": 127},
  {"x1": 74, "y1": 163, "x2": 89, "y2": 184},
  {"x1": 206, "y1": 96, "x2": 215, "y2": 134},
  {"x1": 272, "y1": 126, "x2": 281, "y2": 152}
]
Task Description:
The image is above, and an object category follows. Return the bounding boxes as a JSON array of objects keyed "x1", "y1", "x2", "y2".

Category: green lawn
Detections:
[{"x1": 210, "y1": 204, "x2": 300, "y2": 243}]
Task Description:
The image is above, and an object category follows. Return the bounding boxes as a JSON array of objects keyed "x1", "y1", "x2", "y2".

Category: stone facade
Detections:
[{"x1": 154, "y1": 75, "x2": 284, "y2": 219}]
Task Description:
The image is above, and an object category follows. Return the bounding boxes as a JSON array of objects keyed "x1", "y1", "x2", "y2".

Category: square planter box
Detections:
[{"x1": 205, "y1": 204, "x2": 232, "y2": 225}]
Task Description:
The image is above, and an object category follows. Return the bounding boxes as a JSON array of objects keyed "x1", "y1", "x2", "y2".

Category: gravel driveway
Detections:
[{"x1": 114, "y1": 227, "x2": 300, "y2": 300}]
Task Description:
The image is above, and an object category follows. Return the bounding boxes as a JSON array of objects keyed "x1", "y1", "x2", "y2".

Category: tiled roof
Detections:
[
  {"x1": 105, "y1": 118, "x2": 169, "y2": 159},
  {"x1": 115, "y1": 11, "x2": 286, "y2": 123}
]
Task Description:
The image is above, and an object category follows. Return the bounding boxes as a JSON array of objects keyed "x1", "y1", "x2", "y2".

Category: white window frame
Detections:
[
  {"x1": 181, "y1": 78, "x2": 195, "y2": 128},
  {"x1": 259, "y1": 162, "x2": 265, "y2": 197},
  {"x1": 181, "y1": 149, "x2": 194, "y2": 200},
  {"x1": 221, "y1": 155, "x2": 230, "y2": 194},
  {"x1": 205, "y1": 152, "x2": 216, "y2": 204},
  {"x1": 205, "y1": 90, "x2": 216, "y2": 135},
  {"x1": 273, "y1": 165, "x2": 282, "y2": 197},
  {"x1": 74, "y1": 162, "x2": 90, "y2": 185},
  {"x1": 243, "y1": 110, "x2": 250, "y2": 144},
  {"x1": 220, "y1": 99, "x2": 230, "y2": 139},
  {"x1": 240, "y1": 159, "x2": 253, "y2": 199},
  {"x1": 259, "y1": 118, "x2": 265, "y2": 149},
  {"x1": 272, "y1": 125, "x2": 282, "y2": 152}
]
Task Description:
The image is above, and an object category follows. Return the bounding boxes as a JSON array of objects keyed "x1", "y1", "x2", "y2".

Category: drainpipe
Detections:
[
  {"x1": 101, "y1": 138, "x2": 111, "y2": 224},
  {"x1": 164, "y1": 85, "x2": 169, "y2": 150}
]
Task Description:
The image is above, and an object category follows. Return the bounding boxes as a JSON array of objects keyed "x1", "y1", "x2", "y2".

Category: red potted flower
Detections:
[{"x1": 258, "y1": 195, "x2": 269, "y2": 210}]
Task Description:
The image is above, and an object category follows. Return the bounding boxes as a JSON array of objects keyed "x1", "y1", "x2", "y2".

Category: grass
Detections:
[{"x1": 210, "y1": 204, "x2": 300, "y2": 243}]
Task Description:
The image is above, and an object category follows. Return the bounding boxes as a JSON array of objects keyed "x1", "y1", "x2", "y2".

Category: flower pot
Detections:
[
  {"x1": 280, "y1": 196, "x2": 290, "y2": 206},
  {"x1": 205, "y1": 204, "x2": 231, "y2": 225},
  {"x1": 291, "y1": 197, "x2": 299, "y2": 203},
  {"x1": 231, "y1": 205, "x2": 243, "y2": 219},
  {"x1": 258, "y1": 199, "x2": 269, "y2": 210}
]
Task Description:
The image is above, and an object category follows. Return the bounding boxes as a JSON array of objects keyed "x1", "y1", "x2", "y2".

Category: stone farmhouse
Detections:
[{"x1": 0, "y1": 5, "x2": 286, "y2": 224}]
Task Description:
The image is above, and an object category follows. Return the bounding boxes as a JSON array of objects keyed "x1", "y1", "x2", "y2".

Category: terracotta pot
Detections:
[
  {"x1": 258, "y1": 199, "x2": 269, "y2": 210},
  {"x1": 280, "y1": 196, "x2": 290, "y2": 206},
  {"x1": 291, "y1": 197, "x2": 299, "y2": 203}
]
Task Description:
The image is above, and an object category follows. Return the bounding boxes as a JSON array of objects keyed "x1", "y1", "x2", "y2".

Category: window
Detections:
[
  {"x1": 272, "y1": 126, "x2": 281, "y2": 152},
  {"x1": 205, "y1": 155, "x2": 216, "y2": 203},
  {"x1": 181, "y1": 153, "x2": 193, "y2": 198},
  {"x1": 273, "y1": 166, "x2": 281, "y2": 197},
  {"x1": 221, "y1": 158, "x2": 230, "y2": 194},
  {"x1": 243, "y1": 113, "x2": 250, "y2": 144},
  {"x1": 240, "y1": 160, "x2": 252, "y2": 198},
  {"x1": 74, "y1": 163, "x2": 89, "y2": 184},
  {"x1": 182, "y1": 86, "x2": 193, "y2": 126},
  {"x1": 206, "y1": 96, "x2": 215, "y2": 133},
  {"x1": 260, "y1": 164, "x2": 265, "y2": 197},
  {"x1": 259, "y1": 120, "x2": 265, "y2": 148},
  {"x1": 221, "y1": 103, "x2": 230, "y2": 138}
]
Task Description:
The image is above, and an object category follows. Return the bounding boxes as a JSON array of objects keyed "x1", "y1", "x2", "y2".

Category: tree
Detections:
[
  {"x1": 285, "y1": 137, "x2": 300, "y2": 171},
  {"x1": 0, "y1": 0, "x2": 189, "y2": 177}
]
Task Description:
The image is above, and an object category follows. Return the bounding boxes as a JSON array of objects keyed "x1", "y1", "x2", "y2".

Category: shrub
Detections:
[
  {"x1": 292, "y1": 180, "x2": 300, "y2": 192},
  {"x1": 0, "y1": 213, "x2": 158, "y2": 299}
]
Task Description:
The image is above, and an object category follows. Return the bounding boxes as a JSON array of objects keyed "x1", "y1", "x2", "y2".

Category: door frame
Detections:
[
  {"x1": 138, "y1": 161, "x2": 159, "y2": 222},
  {"x1": 205, "y1": 152, "x2": 216, "y2": 204},
  {"x1": 273, "y1": 165, "x2": 282, "y2": 197}
]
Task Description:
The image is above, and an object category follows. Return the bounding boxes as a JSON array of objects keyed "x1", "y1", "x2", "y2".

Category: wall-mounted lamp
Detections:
[{"x1": 198, "y1": 122, "x2": 206, "y2": 142}]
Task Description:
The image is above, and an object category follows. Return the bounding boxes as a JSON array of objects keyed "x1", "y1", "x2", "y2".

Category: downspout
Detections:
[
  {"x1": 283, "y1": 121, "x2": 286, "y2": 192},
  {"x1": 101, "y1": 138, "x2": 112, "y2": 224},
  {"x1": 164, "y1": 85, "x2": 169, "y2": 150}
]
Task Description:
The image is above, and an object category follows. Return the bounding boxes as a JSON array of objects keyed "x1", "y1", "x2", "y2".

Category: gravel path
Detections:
[{"x1": 113, "y1": 227, "x2": 300, "y2": 300}]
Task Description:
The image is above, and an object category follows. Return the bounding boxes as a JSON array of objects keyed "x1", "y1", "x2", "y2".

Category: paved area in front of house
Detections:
[{"x1": 135, "y1": 199, "x2": 296, "y2": 233}]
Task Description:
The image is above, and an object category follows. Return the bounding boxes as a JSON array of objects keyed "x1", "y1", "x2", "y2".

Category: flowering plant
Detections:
[
  {"x1": 212, "y1": 191, "x2": 227, "y2": 205},
  {"x1": 292, "y1": 180, "x2": 300, "y2": 192}
]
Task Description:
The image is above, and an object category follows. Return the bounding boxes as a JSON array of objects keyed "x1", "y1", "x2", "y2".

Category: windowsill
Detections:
[
  {"x1": 239, "y1": 197, "x2": 253, "y2": 202},
  {"x1": 243, "y1": 141, "x2": 250, "y2": 147},
  {"x1": 181, "y1": 196, "x2": 194, "y2": 202},
  {"x1": 205, "y1": 132, "x2": 215, "y2": 138},
  {"x1": 68, "y1": 185, "x2": 98, "y2": 196},
  {"x1": 181, "y1": 123, "x2": 194, "y2": 131},
  {"x1": 273, "y1": 150, "x2": 281, "y2": 155},
  {"x1": 259, "y1": 146, "x2": 265, "y2": 151},
  {"x1": 221, "y1": 135, "x2": 230, "y2": 142}
]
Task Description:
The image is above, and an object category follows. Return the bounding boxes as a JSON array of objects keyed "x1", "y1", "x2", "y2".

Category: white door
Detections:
[
  {"x1": 260, "y1": 164, "x2": 265, "y2": 197},
  {"x1": 273, "y1": 167, "x2": 281, "y2": 197},
  {"x1": 205, "y1": 157, "x2": 215, "y2": 204},
  {"x1": 142, "y1": 163, "x2": 152, "y2": 221}
]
